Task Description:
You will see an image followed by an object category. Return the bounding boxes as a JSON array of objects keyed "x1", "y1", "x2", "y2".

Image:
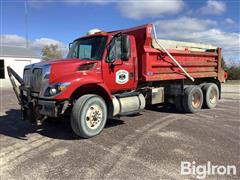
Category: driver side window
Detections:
[
  {"x1": 108, "y1": 36, "x2": 121, "y2": 62},
  {"x1": 115, "y1": 37, "x2": 121, "y2": 59}
]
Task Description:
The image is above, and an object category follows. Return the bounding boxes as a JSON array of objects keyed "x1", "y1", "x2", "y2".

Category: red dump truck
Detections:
[{"x1": 8, "y1": 24, "x2": 226, "y2": 138}]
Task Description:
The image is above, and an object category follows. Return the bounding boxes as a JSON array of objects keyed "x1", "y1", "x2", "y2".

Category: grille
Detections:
[
  {"x1": 31, "y1": 68, "x2": 42, "y2": 92},
  {"x1": 23, "y1": 69, "x2": 31, "y2": 86}
]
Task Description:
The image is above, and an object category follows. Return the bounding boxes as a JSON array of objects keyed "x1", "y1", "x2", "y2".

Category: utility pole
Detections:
[{"x1": 24, "y1": 0, "x2": 28, "y2": 48}]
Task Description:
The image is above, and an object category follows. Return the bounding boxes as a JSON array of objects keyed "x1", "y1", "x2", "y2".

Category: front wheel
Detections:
[{"x1": 71, "y1": 94, "x2": 107, "y2": 138}]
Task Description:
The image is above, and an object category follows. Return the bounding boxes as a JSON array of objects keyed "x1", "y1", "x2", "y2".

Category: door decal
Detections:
[{"x1": 116, "y1": 70, "x2": 129, "y2": 84}]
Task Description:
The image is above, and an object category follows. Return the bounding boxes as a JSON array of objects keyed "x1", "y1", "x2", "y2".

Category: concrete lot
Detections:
[{"x1": 0, "y1": 84, "x2": 239, "y2": 179}]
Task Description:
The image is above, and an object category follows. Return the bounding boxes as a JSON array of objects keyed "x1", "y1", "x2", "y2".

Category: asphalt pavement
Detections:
[{"x1": 0, "y1": 84, "x2": 239, "y2": 179}]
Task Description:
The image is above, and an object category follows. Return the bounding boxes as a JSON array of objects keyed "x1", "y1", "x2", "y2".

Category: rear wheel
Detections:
[
  {"x1": 71, "y1": 94, "x2": 107, "y2": 138},
  {"x1": 202, "y1": 83, "x2": 219, "y2": 109},
  {"x1": 183, "y1": 86, "x2": 203, "y2": 113}
]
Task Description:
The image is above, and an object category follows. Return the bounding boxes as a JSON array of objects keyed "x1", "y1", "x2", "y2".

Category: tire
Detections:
[
  {"x1": 183, "y1": 86, "x2": 203, "y2": 113},
  {"x1": 175, "y1": 96, "x2": 185, "y2": 112},
  {"x1": 202, "y1": 83, "x2": 219, "y2": 109},
  {"x1": 71, "y1": 94, "x2": 107, "y2": 138},
  {"x1": 198, "y1": 83, "x2": 206, "y2": 89}
]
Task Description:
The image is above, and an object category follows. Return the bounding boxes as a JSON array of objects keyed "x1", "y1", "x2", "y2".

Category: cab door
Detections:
[{"x1": 102, "y1": 34, "x2": 137, "y2": 92}]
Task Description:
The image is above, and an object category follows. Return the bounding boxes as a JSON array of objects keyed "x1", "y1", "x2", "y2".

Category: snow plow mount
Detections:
[
  {"x1": 7, "y1": 66, "x2": 25, "y2": 104},
  {"x1": 7, "y1": 66, "x2": 40, "y2": 122}
]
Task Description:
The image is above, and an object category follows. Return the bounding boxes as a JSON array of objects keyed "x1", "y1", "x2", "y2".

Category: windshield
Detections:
[{"x1": 67, "y1": 36, "x2": 107, "y2": 60}]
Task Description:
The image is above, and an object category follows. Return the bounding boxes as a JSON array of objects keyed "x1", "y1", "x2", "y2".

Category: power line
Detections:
[{"x1": 24, "y1": 0, "x2": 28, "y2": 48}]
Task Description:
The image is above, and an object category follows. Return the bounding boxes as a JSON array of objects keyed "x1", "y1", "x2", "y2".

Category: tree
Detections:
[
  {"x1": 222, "y1": 57, "x2": 240, "y2": 80},
  {"x1": 227, "y1": 62, "x2": 240, "y2": 80},
  {"x1": 41, "y1": 44, "x2": 63, "y2": 60}
]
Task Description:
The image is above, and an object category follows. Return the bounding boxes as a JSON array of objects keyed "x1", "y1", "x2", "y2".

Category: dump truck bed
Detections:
[{"x1": 119, "y1": 24, "x2": 224, "y2": 82}]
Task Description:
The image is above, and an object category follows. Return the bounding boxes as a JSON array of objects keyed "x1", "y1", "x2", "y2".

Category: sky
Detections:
[{"x1": 1, "y1": 0, "x2": 240, "y2": 62}]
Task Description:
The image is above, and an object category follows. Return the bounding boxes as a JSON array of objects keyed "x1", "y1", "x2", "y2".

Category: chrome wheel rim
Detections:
[{"x1": 85, "y1": 104, "x2": 103, "y2": 129}]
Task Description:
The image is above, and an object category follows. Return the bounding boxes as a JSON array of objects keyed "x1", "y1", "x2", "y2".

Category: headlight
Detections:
[{"x1": 44, "y1": 82, "x2": 70, "y2": 97}]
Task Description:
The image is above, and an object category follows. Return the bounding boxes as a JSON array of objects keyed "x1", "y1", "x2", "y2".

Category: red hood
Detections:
[
  {"x1": 37, "y1": 58, "x2": 99, "y2": 68},
  {"x1": 39, "y1": 58, "x2": 100, "y2": 83},
  {"x1": 38, "y1": 58, "x2": 86, "y2": 65}
]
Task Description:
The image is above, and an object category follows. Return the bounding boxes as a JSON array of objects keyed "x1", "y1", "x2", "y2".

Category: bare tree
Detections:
[{"x1": 41, "y1": 44, "x2": 63, "y2": 60}]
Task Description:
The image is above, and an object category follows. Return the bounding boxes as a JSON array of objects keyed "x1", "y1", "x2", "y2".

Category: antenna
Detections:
[{"x1": 24, "y1": 0, "x2": 28, "y2": 48}]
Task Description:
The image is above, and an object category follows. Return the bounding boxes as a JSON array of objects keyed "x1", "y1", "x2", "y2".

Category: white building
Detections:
[{"x1": 0, "y1": 46, "x2": 41, "y2": 88}]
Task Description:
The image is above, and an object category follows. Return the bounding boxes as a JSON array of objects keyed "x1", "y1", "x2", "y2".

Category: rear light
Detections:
[
  {"x1": 78, "y1": 62, "x2": 97, "y2": 71},
  {"x1": 224, "y1": 71, "x2": 228, "y2": 79}
]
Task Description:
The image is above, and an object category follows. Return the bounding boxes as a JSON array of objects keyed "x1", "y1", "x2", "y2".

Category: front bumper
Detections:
[
  {"x1": 19, "y1": 85, "x2": 67, "y2": 118},
  {"x1": 38, "y1": 100, "x2": 58, "y2": 117},
  {"x1": 7, "y1": 66, "x2": 68, "y2": 122}
]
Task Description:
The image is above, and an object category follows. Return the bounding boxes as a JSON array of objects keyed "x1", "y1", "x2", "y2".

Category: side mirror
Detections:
[
  {"x1": 121, "y1": 34, "x2": 131, "y2": 61},
  {"x1": 69, "y1": 42, "x2": 73, "y2": 50}
]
